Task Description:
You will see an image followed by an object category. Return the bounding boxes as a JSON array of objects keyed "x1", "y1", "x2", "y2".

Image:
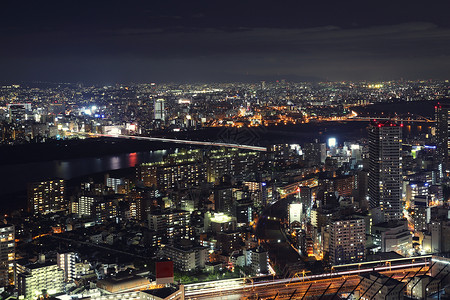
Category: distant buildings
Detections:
[
  {"x1": 368, "y1": 121, "x2": 402, "y2": 222},
  {"x1": 7, "y1": 103, "x2": 31, "y2": 123},
  {"x1": 154, "y1": 98, "x2": 166, "y2": 121}
]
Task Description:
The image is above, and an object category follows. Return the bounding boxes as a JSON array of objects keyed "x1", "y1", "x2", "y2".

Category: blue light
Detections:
[{"x1": 261, "y1": 182, "x2": 266, "y2": 186}]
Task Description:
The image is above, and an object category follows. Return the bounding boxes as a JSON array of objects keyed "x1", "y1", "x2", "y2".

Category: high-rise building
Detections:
[
  {"x1": 206, "y1": 148, "x2": 260, "y2": 182},
  {"x1": 214, "y1": 186, "x2": 233, "y2": 214},
  {"x1": 57, "y1": 252, "x2": 76, "y2": 282},
  {"x1": 154, "y1": 98, "x2": 166, "y2": 121},
  {"x1": 302, "y1": 142, "x2": 326, "y2": 166},
  {"x1": 435, "y1": 103, "x2": 450, "y2": 174},
  {"x1": 329, "y1": 217, "x2": 366, "y2": 265},
  {"x1": 148, "y1": 209, "x2": 191, "y2": 241},
  {"x1": 78, "y1": 195, "x2": 95, "y2": 217},
  {"x1": 0, "y1": 224, "x2": 15, "y2": 287},
  {"x1": 138, "y1": 149, "x2": 206, "y2": 190},
  {"x1": 105, "y1": 176, "x2": 124, "y2": 193},
  {"x1": 368, "y1": 120, "x2": 402, "y2": 222},
  {"x1": 28, "y1": 179, "x2": 66, "y2": 215}
]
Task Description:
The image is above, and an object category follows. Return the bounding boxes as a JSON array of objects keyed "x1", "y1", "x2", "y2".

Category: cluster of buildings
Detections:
[
  {"x1": 5, "y1": 101, "x2": 448, "y2": 297},
  {"x1": 2, "y1": 80, "x2": 450, "y2": 144},
  {"x1": 1, "y1": 80, "x2": 450, "y2": 298}
]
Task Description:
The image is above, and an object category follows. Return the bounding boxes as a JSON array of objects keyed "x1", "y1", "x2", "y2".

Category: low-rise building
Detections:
[
  {"x1": 359, "y1": 272, "x2": 404, "y2": 300},
  {"x1": 159, "y1": 245, "x2": 208, "y2": 272},
  {"x1": 17, "y1": 260, "x2": 64, "y2": 300},
  {"x1": 407, "y1": 275, "x2": 439, "y2": 299},
  {"x1": 372, "y1": 220, "x2": 412, "y2": 255}
]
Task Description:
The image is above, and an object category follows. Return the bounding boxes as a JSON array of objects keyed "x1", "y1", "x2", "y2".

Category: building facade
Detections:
[
  {"x1": 28, "y1": 179, "x2": 66, "y2": 215},
  {"x1": 329, "y1": 218, "x2": 366, "y2": 265},
  {"x1": 368, "y1": 121, "x2": 402, "y2": 222},
  {"x1": 0, "y1": 224, "x2": 15, "y2": 287}
]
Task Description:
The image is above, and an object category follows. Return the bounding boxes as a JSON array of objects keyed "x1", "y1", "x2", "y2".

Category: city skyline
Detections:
[
  {"x1": 2, "y1": 1, "x2": 450, "y2": 83},
  {"x1": 2, "y1": 2, "x2": 450, "y2": 299}
]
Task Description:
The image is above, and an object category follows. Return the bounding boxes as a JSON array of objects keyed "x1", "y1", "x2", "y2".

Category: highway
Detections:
[
  {"x1": 185, "y1": 261, "x2": 429, "y2": 299},
  {"x1": 70, "y1": 131, "x2": 267, "y2": 151}
]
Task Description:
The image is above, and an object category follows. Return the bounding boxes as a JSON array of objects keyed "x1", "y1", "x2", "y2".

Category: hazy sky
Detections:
[{"x1": 1, "y1": 0, "x2": 450, "y2": 83}]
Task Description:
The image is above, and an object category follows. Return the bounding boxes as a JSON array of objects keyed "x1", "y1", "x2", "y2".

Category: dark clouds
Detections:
[{"x1": 1, "y1": 1, "x2": 450, "y2": 83}]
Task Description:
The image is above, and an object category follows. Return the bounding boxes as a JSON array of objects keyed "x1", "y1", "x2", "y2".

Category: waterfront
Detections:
[{"x1": 0, "y1": 120, "x2": 432, "y2": 211}]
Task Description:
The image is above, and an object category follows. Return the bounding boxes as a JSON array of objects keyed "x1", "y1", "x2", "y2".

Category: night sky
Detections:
[{"x1": 1, "y1": 0, "x2": 450, "y2": 83}]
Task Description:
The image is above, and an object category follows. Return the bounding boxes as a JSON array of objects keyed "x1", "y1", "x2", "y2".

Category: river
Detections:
[{"x1": 0, "y1": 121, "x2": 433, "y2": 212}]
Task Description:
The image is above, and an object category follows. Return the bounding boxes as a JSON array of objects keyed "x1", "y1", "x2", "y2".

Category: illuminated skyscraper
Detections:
[
  {"x1": 435, "y1": 103, "x2": 450, "y2": 174},
  {"x1": 368, "y1": 120, "x2": 402, "y2": 222}
]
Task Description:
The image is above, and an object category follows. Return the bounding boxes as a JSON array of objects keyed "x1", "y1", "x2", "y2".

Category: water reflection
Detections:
[
  {"x1": 128, "y1": 153, "x2": 138, "y2": 166},
  {"x1": 110, "y1": 156, "x2": 121, "y2": 170},
  {"x1": 0, "y1": 150, "x2": 168, "y2": 195}
]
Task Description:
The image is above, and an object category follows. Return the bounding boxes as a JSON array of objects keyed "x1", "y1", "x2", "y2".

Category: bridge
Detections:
[
  {"x1": 346, "y1": 112, "x2": 435, "y2": 123},
  {"x1": 347, "y1": 117, "x2": 435, "y2": 123},
  {"x1": 70, "y1": 131, "x2": 267, "y2": 152}
]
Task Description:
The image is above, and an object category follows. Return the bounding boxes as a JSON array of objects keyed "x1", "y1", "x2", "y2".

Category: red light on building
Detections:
[{"x1": 156, "y1": 261, "x2": 174, "y2": 285}]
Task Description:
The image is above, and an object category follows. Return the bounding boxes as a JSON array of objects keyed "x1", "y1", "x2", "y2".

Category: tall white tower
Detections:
[{"x1": 368, "y1": 120, "x2": 402, "y2": 222}]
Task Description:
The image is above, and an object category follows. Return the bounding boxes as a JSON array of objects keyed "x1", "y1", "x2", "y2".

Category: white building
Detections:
[
  {"x1": 148, "y1": 210, "x2": 191, "y2": 241},
  {"x1": 244, "y1": 247, "x2": 269, "y2": 275},
  {"x1": 78, "y1": 195, "x2": 95, "y2": 217},
  {"x1": 368, "y1": 121, "x2": 402, "y2": 222},
  {"x1": 17, "y1": 261, "x2": 64, "y2": 299},
  {"x1": 159, "y1": 245, "x2": 207, "y2": 272},
  {"x1": 372, "y1": 220, "x2": 412, "y2": 255},
  {"x1": 288, "y1": 202, "x2": 302, "y2": 225}
]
